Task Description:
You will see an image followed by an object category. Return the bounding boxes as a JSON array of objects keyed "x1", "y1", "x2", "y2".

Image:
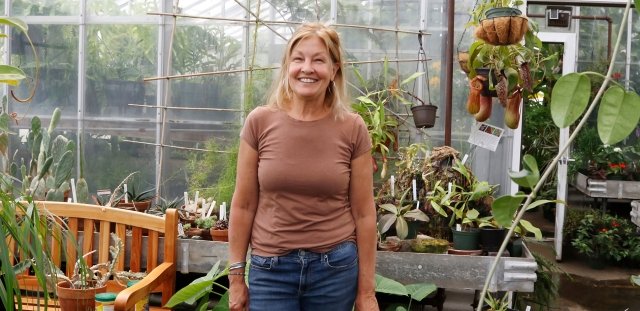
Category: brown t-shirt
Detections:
[{"x1": 240, "y1": 106, "x2": 372, "y2": 256}]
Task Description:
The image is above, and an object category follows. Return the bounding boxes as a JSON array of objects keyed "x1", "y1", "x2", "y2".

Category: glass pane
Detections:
[
  {"x1": 12, "y1": 0, "x2": 79, "y2": 16},
  {"x1": 10, "y1": 24, "x2": 79, "y2": 116},
  {"x1": 88, "y1": 0, "x2": 159, "y2": 16},
  {"x1": 85, "y1": 24, "x2": 157, "y2": 118},
  {"x1": 84, "y1": 132, "x2": 156, "y2": 200}
]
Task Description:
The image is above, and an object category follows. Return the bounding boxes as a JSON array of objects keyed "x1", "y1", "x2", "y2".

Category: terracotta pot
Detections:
[
  {"x1": 56, "y1": 281, "x2": 107, "y2": 311},
  {"x1": 116, "y1": 200, "x2": 151, "y2": 212},
  {"x1": 210, "y1": 229, "x2": 229, "y2": 242}
]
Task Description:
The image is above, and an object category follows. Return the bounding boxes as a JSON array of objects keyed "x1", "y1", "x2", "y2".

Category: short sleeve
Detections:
[
  {"x1": 239, "y1": 107, "x2": 261, "y2": 151},
  {"x1": 351, "y1": 114, "x2": 372, "y2": 159}
]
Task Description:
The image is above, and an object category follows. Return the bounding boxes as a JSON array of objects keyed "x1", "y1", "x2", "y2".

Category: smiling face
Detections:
[{"x1": 287, "y1": 36, "x2": 338, "y2": 104}]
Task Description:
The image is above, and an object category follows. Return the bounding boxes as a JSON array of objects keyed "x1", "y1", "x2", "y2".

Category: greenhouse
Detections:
[{"x1": 2, "y1": 0, "x2": 640, "y2": 310}]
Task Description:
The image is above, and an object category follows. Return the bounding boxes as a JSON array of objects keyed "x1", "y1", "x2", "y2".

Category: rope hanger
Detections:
[{"x1": 414, "y1": 30, "x2": 433, "y2": 105}]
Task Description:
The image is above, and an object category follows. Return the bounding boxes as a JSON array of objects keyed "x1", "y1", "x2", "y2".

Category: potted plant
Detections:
[
  {"x1": 468, "y1": 0, "x2": 528, "y2": 46},
  {"x1": 210, "y1": 218, "x2": 229, "y2": 242},
  {"x1": 116, "y1": 183, "x2": 155, "y2": 212},
  {"x1": 49, "y1": 233, "x2": 142, "y2": 311},
  {"x1": 351, "y1": 59, "x2": 423, "y2": 178},
  {"x1": 192, "y1": 216, "x2": 216, "y2": 240},
  {"x1": 377, "y1": 189, "x2": 430, "y2": 240},
  {"x1": 427, "y1": 159, "x2": 495, "y2": 251}
]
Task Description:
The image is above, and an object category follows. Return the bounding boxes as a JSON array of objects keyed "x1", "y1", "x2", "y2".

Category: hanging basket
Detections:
[
  {"x1": 411, "y1": 105, "x2": 438, "y2": 128},
  {"x1": 474, "y1": 7, "x2": 529, "y2": 46}
]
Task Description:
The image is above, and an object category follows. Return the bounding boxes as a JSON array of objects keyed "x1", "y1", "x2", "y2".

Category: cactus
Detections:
[{"x1": 0, "y1": 107, "x2": 76, "y2": 200}]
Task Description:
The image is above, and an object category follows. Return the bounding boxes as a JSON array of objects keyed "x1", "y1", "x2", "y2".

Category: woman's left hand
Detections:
[{"x1": 354, "y1": 292, "x2": 379, "y2": 311}]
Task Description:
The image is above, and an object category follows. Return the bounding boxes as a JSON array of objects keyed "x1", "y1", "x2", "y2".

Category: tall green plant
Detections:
[
  {"x1": 478, "y1": 1, "x2": 640, "y2": 310},
  {"x1": 0, "y1": 194, "x2": 58, "y2": 311}
]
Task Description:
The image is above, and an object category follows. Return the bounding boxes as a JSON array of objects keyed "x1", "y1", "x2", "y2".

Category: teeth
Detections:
[{"x1": 299, "y1": 78, "x2": 317, "y2": 83}]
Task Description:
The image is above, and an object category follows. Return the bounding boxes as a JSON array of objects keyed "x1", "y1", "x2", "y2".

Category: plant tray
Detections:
[{"x1": 574, "y1": 172, "x2": 640, "y2": 200}]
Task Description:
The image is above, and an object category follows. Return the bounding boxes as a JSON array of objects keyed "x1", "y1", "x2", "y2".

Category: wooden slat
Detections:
[
  {"x1": 99, "y1": 220, "x2": 110, "y2": 264},
  {"x1": 8, "y1": 236, "x2": 15, "y2": 265},
  {"x1": 66, "y1": 218, "x2": 79, "y2": 276},
  {"x1": 130, "y1": 227, "x2": 143, "y2": 271},
  {"x1": 82, "y1": 218, "x2": 94, "y2": 267},
  {"x1": 50, "y1": 223, "x2": 62, "y2": 267},
  {"x1": 147, "y1": 231, "x2": 159, "y2": 271},
  {"x1": 116, "y1": 223, "x2": 126, "y2": 271}
]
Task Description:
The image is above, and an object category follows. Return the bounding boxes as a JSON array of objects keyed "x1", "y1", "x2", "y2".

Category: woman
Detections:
[{"x1": 228, "y1": 23, "x2": 379, "y2": 311}]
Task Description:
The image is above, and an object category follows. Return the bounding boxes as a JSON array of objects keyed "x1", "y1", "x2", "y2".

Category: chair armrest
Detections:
[{"x1": 114, "y1": 262, "x2": 175, "y2": 311}]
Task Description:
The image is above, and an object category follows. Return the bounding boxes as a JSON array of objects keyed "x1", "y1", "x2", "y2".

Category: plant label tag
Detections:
[
  {"x1": 177, "y1": 223, "x2": 185, "y2": 237},
  {"x1": 468, "y1": 122, "x2": 503, "y2": 152}
]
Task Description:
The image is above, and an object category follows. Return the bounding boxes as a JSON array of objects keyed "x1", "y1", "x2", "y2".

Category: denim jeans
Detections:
[{"x1": 248, "y1": 241, "x2": 359, "y2": 311}]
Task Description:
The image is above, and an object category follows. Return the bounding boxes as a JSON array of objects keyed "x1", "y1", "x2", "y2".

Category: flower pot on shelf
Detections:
[
  {"x1": 411, "y1": 104, "x2": 438, "y2": 128},
  {"x1": 480, "y1": 227, "x2": 507, "y2": 253},
  {"x1": 116, "y1": 199, "x2": 152, "y2": 213},
  {"x1": 210, "y1": 228, "x2": 228, "y2": 242},
  {"x1": 475, "y1": 7, "x2": 529, "y2": 46},
  {"x1": 451, "y1": 228, "x2": 481, "y2": 251},
  {"x1": 56, "y1": 281, "x2": 107, "y2": 311}
]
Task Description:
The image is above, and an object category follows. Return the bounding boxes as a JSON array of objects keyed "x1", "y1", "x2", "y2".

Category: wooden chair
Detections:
[{"x1": 12, "y1": 202, "x2": 178, "y2": 311}]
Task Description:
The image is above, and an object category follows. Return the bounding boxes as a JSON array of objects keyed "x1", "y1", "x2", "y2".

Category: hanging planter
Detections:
[
  {"x1": 411, "y1": 105, "x2": 438, "y2": 128},
  {"x1": 410, "y1": 31, "x2": 438, "y2": 129},
  {"x1": 474, "y1": 7, "x2": 529, "y2": 46}
]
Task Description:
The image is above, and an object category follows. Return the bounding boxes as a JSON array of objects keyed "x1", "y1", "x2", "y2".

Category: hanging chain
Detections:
[{"x1": 416, "y1": 31, "x2": 432, "y2": 105}]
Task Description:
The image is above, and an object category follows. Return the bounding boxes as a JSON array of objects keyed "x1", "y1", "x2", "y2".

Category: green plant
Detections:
[
  {"x1": 483, "y1": 292, "x2": 509, "y2": 311},
  {"x1": 124, "y1": 183, "x2": 155, "y2": 202},
  {"x1": 164, "y1": 260, "x2": 229, "y2": 310},
  {"x1": 148, "y1": 196, "x2": 182, "y2": 216},
  {"x1": 213, "y1": 218, "x2": 229, "y2": 230},
  {"x1": 48, "y1": 233, "x2": 135, "y2": 289},
  {"x1": 182, "y1": 223, "x2": 192, "y2": 231},
  {"x1": 0, "y1": 108, "x2": 78, "y2": 202},
  {"x1": 479, "y1": 2, "x2": 640, "y2": 308},
  {"x1": 374, "y1": 273, "x2": 437, "y2": 311},
  {"x1": 571, "y1": 213, "x2": 631, "y2": 263},
  {"x1": 0, "y1": 195, "x2": 58, "y2": 311},
  {"x1": 428, "y1": 160, "x2": 495, "y2": 230},
  {"x1": 351, "y1": 60, "x2": 423, "y2": 178},
  {"x1": 377, "y1": 189, "x2": 430, "y2": 240},
  {"x1": 195, "y1": 216, "x2": 217, "y2": 230},
  {"x1": 514, "y1": 251, "x2": 566, "y2": 311}
]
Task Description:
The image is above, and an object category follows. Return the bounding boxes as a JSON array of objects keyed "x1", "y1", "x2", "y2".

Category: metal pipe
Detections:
[
  {"x1": 527, "y1": 13, "x2": 612, "y2": 60},
  {"x1": 444, "y1": 0, "x2": 454, "y2": 146}
]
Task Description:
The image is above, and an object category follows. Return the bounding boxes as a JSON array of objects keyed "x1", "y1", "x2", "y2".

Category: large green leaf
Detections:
[
  {"x1": 406, "y1": 283, "x2": 438, "y2": 301},
  {"x1": 491, "y1": 195, "x2": 525, "y2": 227},
  {"x1": 211, "y1": 291, "x2": 230, "y2": 311},
  {"x1": 597, "y1": 86, "x2": 640, "y2": 145},
  {"x1": 519, "y1": 219, "x2": 542, "y2": 240},
  {"x1": 631, "y1": 274, "x2": 640, "y2": 287},
  {"x1": 378, "y1": 213, "x2": 397, "y2": 234},
  {"x1": 165, "y1": 279, "x2": 213, "y2": 307},
  {"x1": 400, "y1": 72, "x2": 424, "y2": 86},
  {"x1": 550, "y1": 73, "x2": 591, "y2": 128},
  {"x1": 395, "y1": 216, "x2": 409, "y2": 239},
  {"x1": 636, "y1": 0, "x2": 640, "y2": 15},
  {"x1": 0, "y1": 65, "x2": 26, "y2": 86},
  {"x1": 404, "y1": 209, "x2": 429, "y2": 222},
  {"x1": 375, "y1": 274, "x2": 408, "y2": 296},
  {"x1": 0, "y1": 17, "x2": 28, "y2": 33},
  {"x1": 508, "y1": 154, "x2": 540, "y2": 189}
]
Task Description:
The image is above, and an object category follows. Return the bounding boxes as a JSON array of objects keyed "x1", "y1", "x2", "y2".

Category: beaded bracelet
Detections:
[
  {"x1": 229, "y1": 261, "x2": 247, "y2": 270},
  {"x1": 228, "y1": 272, "x2": 245, "y2": 276}
]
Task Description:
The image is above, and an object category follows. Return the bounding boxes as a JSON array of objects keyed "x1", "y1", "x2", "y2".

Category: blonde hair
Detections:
[{"x1": 266, "y1": 22, "x2": 350, "y2": 119}]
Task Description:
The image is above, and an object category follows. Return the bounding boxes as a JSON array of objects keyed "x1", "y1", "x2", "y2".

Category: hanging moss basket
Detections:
[
  {"x1": 475, "y1": 7, "x2": 528, "y2": 46},
  {"x1": 411, "y1": 104, "x2": 438, "y2": 128}
]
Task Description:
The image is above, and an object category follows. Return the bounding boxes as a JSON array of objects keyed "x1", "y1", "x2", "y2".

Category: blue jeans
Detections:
[{"x1": 248, "y1": 241, "x2": 359, "y2": 311}]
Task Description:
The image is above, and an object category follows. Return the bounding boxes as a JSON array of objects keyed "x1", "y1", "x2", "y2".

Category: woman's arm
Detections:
[
  {"x1": 228, "y1": 139, "x2": 259, "y2": 311},
  {"x1": 350, "y1": 152, "x2": 380, "y2": 310}
]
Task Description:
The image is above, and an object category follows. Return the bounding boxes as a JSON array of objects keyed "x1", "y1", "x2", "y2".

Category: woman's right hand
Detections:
[{"x1": 229, "y1": 276, "x2": 249, "y2": 311}]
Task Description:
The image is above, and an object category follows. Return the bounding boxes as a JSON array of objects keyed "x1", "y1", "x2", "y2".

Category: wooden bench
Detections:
[{"x1": 12, "y1": 202, "x2": 178, "y2": 311}]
